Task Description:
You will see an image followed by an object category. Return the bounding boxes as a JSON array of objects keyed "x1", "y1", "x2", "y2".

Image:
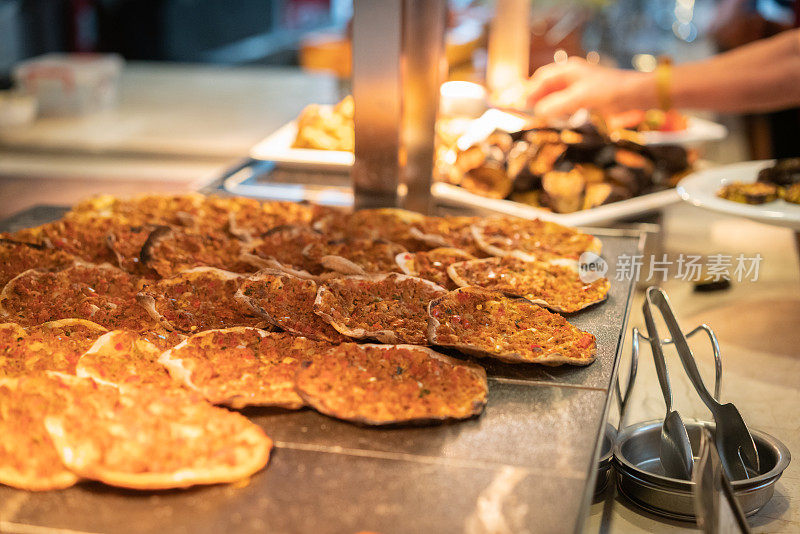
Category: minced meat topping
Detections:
[
  {"x1": 77, "y1": 330, "x2": 176, "y2": 389},
  {"x1": 303, "y1": 238, "x2": 407, "y2": 274},
  {"x1": 449, "y1": 256, "x2": 609, "y2": 313},
  {"x1": 143, "y1": 270, "x2": 265, "y2": 332},
  {"x1": 238, "y1": 271, "x2": 346, "y2": 343},
  {"x1": 0, "y1": 320, "x2": 107, "y2": 377},
  {"x1": 472, "y1": 217, "x2": 599, "y2": 261},
  {"x1": 2, "y1": 264, "x2": 155, "y2": 330},
  {"x1": 429, "y1": 288, "x2": 596, "y2": 364},
  {"x1": 314, "y1": 274, "x2": 446, "y2": 344},
  {"x1": 397, "y1": 247, "x2": 475, "y2": 290},
  {"x1": 295, "y1": 343, "x2": 487, "y2": 424},
  {"x1": 165, "y1": 329, "x2": 329, "y2": 408}
]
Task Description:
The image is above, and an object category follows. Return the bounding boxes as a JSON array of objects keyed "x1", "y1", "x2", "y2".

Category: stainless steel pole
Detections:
[
  {"x1": 400, "y1": 0, "x2": 446, "y2": 214},
  {"x1": 351, "y1": 0, "x2": 403, "y2": 210}
]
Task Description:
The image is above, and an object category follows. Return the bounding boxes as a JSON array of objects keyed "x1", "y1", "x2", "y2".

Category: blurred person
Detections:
[{"x1": 526, "y1": 28, "x2": 800, "y2": 118}]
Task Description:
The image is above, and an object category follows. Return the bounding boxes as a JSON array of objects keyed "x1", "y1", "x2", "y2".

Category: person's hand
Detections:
[{"x1": 526, "y1": 57, "x2": 655, "y2": 118}]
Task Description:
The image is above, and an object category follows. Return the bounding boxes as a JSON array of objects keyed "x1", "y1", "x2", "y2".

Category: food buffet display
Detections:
[
  {"x1": 1, "y1": 193, "x2": 611, "y2": 491},
  {"x1": 0, "y1": 0, "x2": 795, "y2": 527},
  {"x1": 250, "y1": 99, "x2": 701, "y2": 224},
  {"x1": 0, "y1": 194, "x2": 643, "y2": 533}
]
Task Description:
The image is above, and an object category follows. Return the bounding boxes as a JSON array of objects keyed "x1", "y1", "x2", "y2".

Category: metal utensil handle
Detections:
[
  {"x1": 616, "y1": 327, "x2": 642, "y2": 426},
  {"x1": 647, "y1": 287, "x2": 718, "y2": 410},
  {"x1": 663, "y1": 324, "x2": 722, "y2": 402},
  {"x1": 641, "y1": 294, "x2": 674, "y2": 412}
]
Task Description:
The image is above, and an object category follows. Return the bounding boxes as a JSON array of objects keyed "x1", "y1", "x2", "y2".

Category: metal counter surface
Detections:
[{"x1": 0, "y1": 206, "x2": 644, "y2": 534}]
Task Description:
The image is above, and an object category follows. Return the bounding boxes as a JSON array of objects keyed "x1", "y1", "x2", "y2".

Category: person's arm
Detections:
[{"x1": 527, "y1": 29, "x2": 800, "y2": 117}]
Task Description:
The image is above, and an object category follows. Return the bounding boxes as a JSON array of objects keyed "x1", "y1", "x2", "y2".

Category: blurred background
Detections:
[
  {"x1": 0, "y1": 0, "x2": 796, "y2": 158},
  {"x1": 0, "y1": 0, "x2": 797, "y2": 219},
  {"x1": 1, "y1": 0, "x2": 794, "y2": 71}
]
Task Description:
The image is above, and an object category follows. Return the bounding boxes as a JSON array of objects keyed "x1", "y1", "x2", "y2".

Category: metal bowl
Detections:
[
  {"x1": 595, "y1": 422, "x2": 617, "y2": 495},
  {"x1": 613, "y1": 420, "x2": 791, "y2": 521}
]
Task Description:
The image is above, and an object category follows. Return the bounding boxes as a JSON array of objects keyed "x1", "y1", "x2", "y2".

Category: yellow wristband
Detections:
[{"x1": 655, "y1": 56, "x2": 673, "y2": 111}]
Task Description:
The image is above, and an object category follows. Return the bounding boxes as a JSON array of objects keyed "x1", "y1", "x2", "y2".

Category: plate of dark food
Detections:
[
  {"x1": 678, "y1": 159, "x2": 800, "y2": 229},
  {"x1": 434, "y1": 111, "x2": 698, "y2": 226}
]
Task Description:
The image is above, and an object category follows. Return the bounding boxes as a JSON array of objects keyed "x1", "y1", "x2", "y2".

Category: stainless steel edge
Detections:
[{"x1": 576, "y1": 229, "x2": 649, "y2": 533}]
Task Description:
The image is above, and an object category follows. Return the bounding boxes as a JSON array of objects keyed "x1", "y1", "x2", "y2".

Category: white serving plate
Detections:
[
  {"x1": 432, "y1": 182, "x2": 679, "y2": 226},
  {"x1": 249, "y1": 111, "x2": 353, "y2": 170},
  {"x1": 677, "y1": 159, "x2": 800, "y2": 230},
  {"x1": 638, "y1": 116, "x2": 728, "y2": 146}
]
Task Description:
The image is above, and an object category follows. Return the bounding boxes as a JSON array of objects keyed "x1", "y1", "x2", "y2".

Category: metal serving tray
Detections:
[{"x1": 0, "y1": 205, "x2": 645, "y2": 534}]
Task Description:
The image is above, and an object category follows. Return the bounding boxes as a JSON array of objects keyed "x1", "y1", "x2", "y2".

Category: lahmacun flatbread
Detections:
[
  {"x1": 137, "y1": 267, "x2": 268, "y2": 333},
  {"x1": 409, "y1": 216, "x2": 485, "y2": 257},
  {"x1": 310, "y1": 206, "x2": 351, "y2": 236},
  {"x1": 303, "y1": 238, "x2": 407, "y2": 275},
  {"x1": 72, "y1": 194, "x2": 265, "y2": 232},
  {"x1": 236, "y1": 270, "x2": 347, "y2": 343},
  {"x1": 198, "y1": 195, "x2": 263, "y2": 233},
  {"x1": 427, "y1": 288, "x2": 596, "y2": 365},
  {"x1": 106, "y1": 224, "x2": 160, "y2": 276},
  {"x1": 395, "y1": 247, "x2": 476, "y2": 290},
  {"x1": 227, "y1": 200, "x2": 315, "y2": 239},
  {"x1": 136, "y1": 328, "x2": 187, "y2": 351},
  {"x1": 13, "y1": 217, "x2": 119, "y2": 265},
  {"x1": 471, "y1": 217, "x2": 602, "y2": 262},
  {"x1": 0, "y1": 322, "x2": 25, "y2": 342},
  {"x1": 295, "y1": 343, "x2": 488, "y2": 425},
  {"x1": 76, "y1": 330, "x2": 178, "y2": 389},
  {"x1": 44, "y1": 383, "x2": 272, "y2": 490},
  {"x1": 140, "y1": 227, "x2": 254, "y2": 278},
  {"x1": 0, "y1": 319, "x2": 108, "y2": 377},
  {"x1": 0, "y1": 262, "x2": 156, "y2": 330},
  {"x1": 241, "y1": 225, "x2": 326, "y2": 277},
  {"x1": 199, "y1": 196, "x2": 318, "y2": 234},
  {"x1": 66, "y1": 193, "x2": 126, "y2": 219},
  {"x1": 0, "y1": 239, "x2": 75, "y2": 288},
  {"x1": 448, "y1": 256, "x2": 609, "y2": 313},
  {"x1": 0, "y1": 374, "x2": 83, "y2": 490},
  {"x1": 67, "y1": 193, "x2": 206, "y2": 227},
  {"x1": 334, "y1": 208, "x2": 432, "y2": 251},
  {"x1": 313, "y1": 273, "x2": 447, "y2": 344},
  {"x1": 160, "y1": 328, "x2": 330, "y2": 409},
  {"x1": 314, "y1": 209, "x2": 475, "y2": 253}
]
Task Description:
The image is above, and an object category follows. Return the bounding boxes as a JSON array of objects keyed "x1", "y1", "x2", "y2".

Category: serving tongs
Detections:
[
  {"x1": 642, "y1": 290, "x2": 695, "y2": 480},
  {"x1": 645, "y1": 287, "x2": 760, "y2": 482}
]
